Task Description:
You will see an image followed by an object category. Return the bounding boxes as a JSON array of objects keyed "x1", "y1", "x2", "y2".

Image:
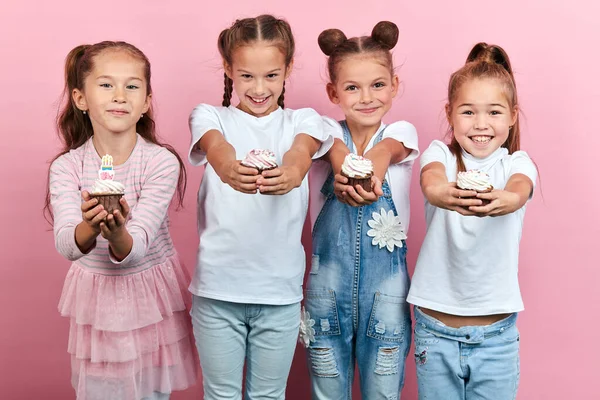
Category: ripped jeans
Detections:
[{"x1": 305, "y1": 165, "x2": 412, "y2": 400}]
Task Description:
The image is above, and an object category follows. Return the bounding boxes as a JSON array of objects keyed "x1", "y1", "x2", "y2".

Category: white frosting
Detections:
[
  {"x1": 341, "y1": 153, "x2": 373, "y2": 178},
  {"x1": 91, "y1": 179, "x2": 125, "y2": 194},
  {"x1": 457, "y1": 169, "x2": 493, "y2": 192}
]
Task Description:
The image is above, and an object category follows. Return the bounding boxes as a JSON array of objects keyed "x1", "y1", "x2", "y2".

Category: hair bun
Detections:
[
  {"x1": 467, "y1": 42, "x2": 513, "y2": 74},
  {"x1": 371, "y1": 21, "x2": 399, "y2": 50},
  {"x1": 318, "y1": 29, "x2": 347, "y2": 56}
]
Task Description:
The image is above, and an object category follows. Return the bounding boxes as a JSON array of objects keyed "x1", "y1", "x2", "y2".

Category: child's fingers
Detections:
[
  {"x1": 355, "y1": 185, "x2": 378, "y2": 203},
  {"x1": 234, "y1": 163, "x2": 260, "y2": 176},
  {"x1": 339, "y1": 187, "x2": 363, "y2": 207},
  {"x1": 257, "y1": 175, "x2": 284, "y2": 188},
  {"x1": 99, "y1": 221, "x2": 111, "y2": 238},
  {"x1": 259, "y1": 182, "x2": 287, "y2": 194},
  {"x1": 476, "y1": 191, "x2": 496, "y2": 200},
  {"x1": 105, "y1": 213, "x2": 118, "y2": 230},
  {"x1": 261, "y1": 168, "x2": 282, "y2": 178},
  {"x1": 345, "y1": 186, "x2": 366, "y2": 204},
  {"x1": 334, "y1": 174, "x2": 348, "y2": 184},
  {"x1": 90, "y1": 209, "x2": 108, "y2": 225},
  {"x1": 333, "y1": 182, "x2": 352, "y2": 194},
  {"x1": 237, "y1": 174, "x2": 260, "y2": 184},
  {"x1": 81, "y1": 190, "x2": 91, "y2": 202},
  {"x1": 235, "y1": 183, "x2": 258, "y2": 194},
  {"x1": 371, "y1": 177, "x2": 383, "y2": 197},
  {"x1": 468, "y1": 203, "x2": 496, "y2": 215},
  {"x1": 453, "y1": 197, "x2": 483, "y2": 207},
  {"x1": 81, "y1": 197, "x2": 99, "y2": 212},
  {"x1": 113, "y1": 210, "x2": 126, "y2": 226},
  {"x1": 119, "y1": 197, "x2": 130, "y2": 217},
  {"x1": 454, "y1": 188, "x2": 478, "y2": 198},
  {"x1": 84, "y1": 205, "x2": 104, "y2": 221}
]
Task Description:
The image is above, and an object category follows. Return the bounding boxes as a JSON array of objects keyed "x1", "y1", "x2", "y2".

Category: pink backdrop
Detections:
[{"x1": 1, "y1": 0, "x2": 598, "y2": 398}]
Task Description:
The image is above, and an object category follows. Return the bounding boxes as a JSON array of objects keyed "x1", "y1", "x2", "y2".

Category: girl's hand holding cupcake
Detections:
[
  {"x1": 99, "y1": 197, "x2": 130, "y2": 238},
  {"x1": 257, "y1": 165, "x2": 302, "y2": 195},
  {"x1": 425, "y1": 181, "x2": 484, "y2": 216},
  {"x1": 80, "y1": 190, "x2": 108, "y2": 233},
  {"x1": 222, "y1": 160, "x2": 260, "y2": 194},
  {"x1": 98, "y1": 197, "x2": 133, "y2": 261},
  {"x1": 334, "y1": 174, "x2": 383, "y2": 207},
  {"x1": 468, "y1": 190, "x2": 521, "y2": 217}
]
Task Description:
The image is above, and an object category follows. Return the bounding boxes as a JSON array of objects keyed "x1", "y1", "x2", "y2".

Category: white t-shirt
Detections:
[
  {"x1": 188, "y1": 105, "x2": 333, "y2": 305},
  {"x1": 309, "y1": 117, "x2": 420, "y2": 233},
  {"x1": 407, "y1": 140, "x2": 538, "y2": 315}
]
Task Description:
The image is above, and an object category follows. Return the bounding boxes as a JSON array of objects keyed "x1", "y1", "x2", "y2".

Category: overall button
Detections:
[{"x1": 465, "y1": 334, "x2": 471, "y2": 340}]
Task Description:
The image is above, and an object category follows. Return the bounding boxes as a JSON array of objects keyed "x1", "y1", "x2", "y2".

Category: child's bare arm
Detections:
[
  {"x1": 199, "y1": 130, "x2": 259, "y2": 194},
  {"x1": 421, "y1": 162, "x2": 482, "y2": 215},
  {"x1": 469, "y1": 173, "x2": 534, "y2": 217}
]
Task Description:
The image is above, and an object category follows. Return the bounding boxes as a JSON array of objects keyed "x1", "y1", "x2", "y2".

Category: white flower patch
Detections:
[
  {"x1": 299, "y1": 307, "x2": 316, "y2": 348},
  {"x1": 366, "y1": 208, "x2": 407, "y2": 252}
]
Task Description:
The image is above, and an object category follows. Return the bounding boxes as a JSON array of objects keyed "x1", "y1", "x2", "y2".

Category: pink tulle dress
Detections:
[{"x1": 50, "y1": 136, "x2": 197, "y2": 399}]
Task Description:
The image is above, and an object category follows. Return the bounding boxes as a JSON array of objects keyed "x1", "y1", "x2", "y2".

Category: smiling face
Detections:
[
  {"x1": 225, "y1": 41, "x2": 291, "y2": 118},
  {"x1": 72, "y1": 49, "x2": 151, "y2": 137},
  {"x1": 448, "y1": 78, "x2": 517, "y2": 158},
  {"x1": 327, "y1": 54, "x2": 398, "y2": 130}
]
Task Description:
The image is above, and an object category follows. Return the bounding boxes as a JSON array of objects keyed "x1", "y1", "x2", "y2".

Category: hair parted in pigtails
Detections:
[
  {"x1": 447, "y1": 42, "x2": 520, "y2": 172},
  {"x1": 318, "y1": 21, "x2": 399, "y2": 84},
  {"x1": 44, "y1": 41, "x2": 187, "y2": 223},
  {"x1": 217, "y1": 15, "x2": 295, "y2": 108}
]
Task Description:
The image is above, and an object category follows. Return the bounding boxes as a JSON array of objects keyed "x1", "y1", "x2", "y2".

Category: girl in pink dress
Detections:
[{"x1": 45, "y1": 41, "x2": 197, "y2": 400}]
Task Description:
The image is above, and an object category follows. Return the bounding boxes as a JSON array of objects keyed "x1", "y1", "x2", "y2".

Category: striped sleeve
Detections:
[
  {"x1": 110, "y1": 148, "x2": 179, "y2": 266},
  {"x1": 50, "y1": 152, "x2": 93, "y2": 260}
]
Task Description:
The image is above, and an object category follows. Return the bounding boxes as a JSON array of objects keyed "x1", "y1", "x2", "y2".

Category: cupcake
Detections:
[
  {"x1": 90, "y1": 154, "x2": 125, "y2": 215},
  {"x1": 457, "y1": 169, "x2": 493, "y2": 205},
  {"x1": 241, "y1": 149, "x2": 278, "y2": 173},
  {"x1": 341, "y1": 153, "x2": 373, "y2": 192}
]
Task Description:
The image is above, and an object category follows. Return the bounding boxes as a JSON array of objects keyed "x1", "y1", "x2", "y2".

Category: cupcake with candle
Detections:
[{"x1": 89, "y1": 154, "x2": 125, "y2": 215}]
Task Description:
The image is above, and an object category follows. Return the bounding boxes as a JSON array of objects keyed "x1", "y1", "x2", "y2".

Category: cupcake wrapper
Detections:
[
  {"x1": 343, "y1": 174, "x2": 373, "y2": 193},
  {"x1": 458, "y1": 187, "x2": 493, "y2": 206},
  {"x1": 90, "y1": 194, "x2": 124, "y2": 215},
  {"x1": 241, "y1": 163, "x2": 278, "y2": 174}
]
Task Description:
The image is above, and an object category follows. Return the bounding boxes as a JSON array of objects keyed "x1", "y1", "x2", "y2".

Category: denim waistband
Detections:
[{"x1": 414, "y1": 306, "x2": 517, "y2": 344}]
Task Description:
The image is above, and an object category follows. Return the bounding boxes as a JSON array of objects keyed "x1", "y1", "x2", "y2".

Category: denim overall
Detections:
[{"x1": 305, "y1": 121, "x2": 411, "y2": 400}]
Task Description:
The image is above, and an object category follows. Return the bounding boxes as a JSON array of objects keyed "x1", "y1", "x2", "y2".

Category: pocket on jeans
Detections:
[
  {"x1": 305, "y1": 289, "x2": 341, "y2": 336},
  {"x1": 367, "y1": 292, "x2": 408, "y2": 342},
  {"x1": 500, "y1": 325, "x2": 520, "y2": 343},
  {"x1": 413, "y1": 323, "x2": 440, "y2": 345}
]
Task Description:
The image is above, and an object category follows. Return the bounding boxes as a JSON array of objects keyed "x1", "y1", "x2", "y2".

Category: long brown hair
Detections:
[
  {"x1": 44, "y1": 41, "x2": 187, "y2": 223},
  {"x1": 447, "y1": 42, "x2": 520, "y2": 172},
  {"x1": 217, "y1": 15, "x2": 295, "y2": 108},
  {"x1": 318, "y1": 21, "x2": 399, "y2": 84}
]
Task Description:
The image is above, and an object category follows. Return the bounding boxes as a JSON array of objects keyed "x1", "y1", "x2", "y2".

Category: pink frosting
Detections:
[{"x1": 241, "y1": 149, "x2": 278, "y2": 169}]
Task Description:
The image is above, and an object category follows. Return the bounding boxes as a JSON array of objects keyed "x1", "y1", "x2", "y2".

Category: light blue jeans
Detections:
[
  {"x1": 413, "y1": 307, "x2": 520, "y2": 400},
  {"x1": 191, "y1": 295, "x2": 300, "y2": 400}
]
